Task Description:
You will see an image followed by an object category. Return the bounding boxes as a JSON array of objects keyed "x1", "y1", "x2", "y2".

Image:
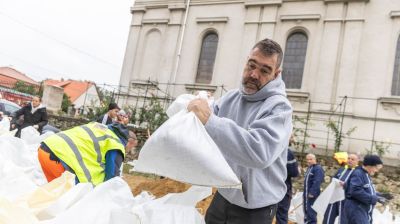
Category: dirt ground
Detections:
[
  {"x1": 123, "y1": 174, "x2": 215, "y2": 215},
  {"x1": 123, "y1": 173, "x2": 295, "y2": 223}
]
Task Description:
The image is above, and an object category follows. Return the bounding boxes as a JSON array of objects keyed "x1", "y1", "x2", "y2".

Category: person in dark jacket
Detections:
[
  {"x1": 323, "y1": 153, "x2": 359, "y2": 224},
  {"x1": 276, "y1": 145, "x2": 299, "y2": 224},
  {"x1": 341, "y1": 155, "x2": 387, "y2": 224},
  {"x1": 96, "y1": 102, "x2": 120, "y2": 125},
  {"x1": 11, "y1": 96, "x2": 48, "y2": 138},
  {"x1": 303, "y1": 153, "x2": 324, "y2": 224}
]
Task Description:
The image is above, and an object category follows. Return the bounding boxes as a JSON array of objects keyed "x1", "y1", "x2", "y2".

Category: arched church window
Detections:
[
  {"x1": 196, "y1": 32, "x2": 218, "y2": 84},
  {"x1": 282, "y1": 32, "x2": 308, "y2": 89},
  {"x1": 391, "y1": 35, "x2": 400, "y2": 95}
]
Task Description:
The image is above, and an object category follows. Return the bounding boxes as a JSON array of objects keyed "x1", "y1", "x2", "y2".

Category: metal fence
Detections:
[
  {"x1": 109, "y1": 79, "x2": 400, "y2": 166},
  {"x1": 114, "y1": 79, "x2": 229, "y2": 111},
  {"x1": 290, "y1": 96, "x2": 400, "y2": 166}
]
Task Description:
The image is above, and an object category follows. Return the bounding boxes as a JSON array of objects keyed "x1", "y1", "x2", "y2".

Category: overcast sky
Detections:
[{"x1": 0, "y1": 0, "x2": 134, "y2": 89}]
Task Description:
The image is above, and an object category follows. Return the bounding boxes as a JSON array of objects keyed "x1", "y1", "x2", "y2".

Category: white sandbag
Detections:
[
  {"x1": 131, "y1": 186, "x2": 211, "y2": 224},
  {"x1": 133, "y1": 204, "x2": 204, "y2": 224},
  {"x1": 21, "y1": 126, "x2": 54, "y2": 145},
  {"x1": 37, "y1": 183, "x2": 93, "y2": 220},
  {"x1": 289, "y1": 192, "x2": 304, "y2": 224},
  {"x1": 0, "y1": 159, "x2": 38, "y2": 201},
  {"x1": 312, "y1": 178, "x2": 344, "y2": 220},
  {"x1": 41, "y1": 177, "x2": 135, "y2": 224},
  {"x1": 21, "y1": 126, "x2": 40, "y2": 144},
  {"x1": 109, "y1": 191, "x2": 155, "y2": 224},
  {"x1": 166, "y1": 91, "x2": 214, "y2": 118},
  {"x1": 0, "y1": 197, "x2": 39, "y2": 224},
  {"x1": 134, "y1": 110, "x2": 241, "y2": 188},
  {"x1": 0, "y1": 135, "x2": 47, "y2": 186},
  {"x1": 109, "y1": 209, "x2": 141, "y2": 224},
  {"x1": 158, "y1": 186, "x2": 212, "y2": 207},
  {"x1": 0, "y1": 116, "x2": 10, "y2": 135},
  {"x1": 166, "y1": 94, "x2": 196, "y2": 117},
  {"x1": 0, "y1": 136, "x2": 44, "y2": 199},
  {"x1": 15, "y1": 171, "x2": 76, "y2": 216},
  {"x1": 373, "y1": 207, "x2": 396, "y2": 224}
]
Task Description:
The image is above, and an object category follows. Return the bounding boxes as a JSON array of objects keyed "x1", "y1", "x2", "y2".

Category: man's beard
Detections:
[{"x1": 242, "y1": 77, "x2": 261, "y2": 94}]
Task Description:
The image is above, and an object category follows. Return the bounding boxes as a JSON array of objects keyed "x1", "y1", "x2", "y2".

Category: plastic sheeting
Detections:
[{"x1": 135, "y1": 94, "x2": 241, "y2": 188}]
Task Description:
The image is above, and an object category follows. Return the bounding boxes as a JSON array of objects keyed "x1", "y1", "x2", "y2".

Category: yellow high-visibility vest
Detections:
[{"x1": 43, "y1": 122, "x2": 125, "y2": 186}]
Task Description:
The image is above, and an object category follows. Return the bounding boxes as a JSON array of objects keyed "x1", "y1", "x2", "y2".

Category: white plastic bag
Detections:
[
  {"x1": 312, "y1": 178, "x2": 344, "y2": 220},
  {"x1": 21, "y1": 126, "x2": 40, "y2": 144},
  {"x1": 134, "y1": 109, "x2": 241, "y2": 188}
]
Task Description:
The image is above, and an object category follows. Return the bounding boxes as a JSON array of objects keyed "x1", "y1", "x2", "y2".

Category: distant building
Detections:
[
  {"x1": 44, "y1": 79, "x2": 101, "y2": 115},
  {"x1": 0, "y1": 67, "x2": 39, "y2": 105}
]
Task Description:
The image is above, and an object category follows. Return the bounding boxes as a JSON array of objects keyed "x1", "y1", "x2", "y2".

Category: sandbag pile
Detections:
[{"x1": 0, "y1": 117, "x2": 212, "y2": 224}]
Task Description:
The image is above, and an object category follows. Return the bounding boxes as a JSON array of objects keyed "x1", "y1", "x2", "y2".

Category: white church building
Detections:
[{"x1": 119, "y1": 0, "x2": 400, "y2": 165}]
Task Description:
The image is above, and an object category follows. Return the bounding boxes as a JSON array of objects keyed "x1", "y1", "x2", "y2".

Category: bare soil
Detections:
[{"x1": 123, "y1": 174, "x2": 215, "y2": 215}]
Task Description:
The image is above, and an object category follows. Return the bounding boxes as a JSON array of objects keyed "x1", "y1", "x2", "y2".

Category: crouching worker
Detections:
[{"x1": 38, "y1": 122, "x2": 136, "y2": 185}]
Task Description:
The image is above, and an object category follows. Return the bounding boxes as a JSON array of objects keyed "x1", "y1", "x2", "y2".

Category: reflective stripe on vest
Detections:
[
  {"x1": 79, "y1": 125, "x2": 121, "y2": 169},
  {"x1": 57, "y1": 132, "x2": 93, "y2": 183}
]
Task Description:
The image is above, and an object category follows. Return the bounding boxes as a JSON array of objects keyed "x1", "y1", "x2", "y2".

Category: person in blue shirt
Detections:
[
  {"x1": 276, "y1": 143, "x2": 299, "y2": 224},
  {"x1": 303, "y1": 153, "x2": 324, "y2": 224},
  {"x1": 323, "y1": 153, "x2": 359, "y2": 224},
  {"x1": 341, "y1": 155, "x2": 389, "y2": 224}
]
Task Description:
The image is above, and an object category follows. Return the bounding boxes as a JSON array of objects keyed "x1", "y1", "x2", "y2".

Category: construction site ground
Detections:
[{"x1": 123, "y1": 172, "x2": 295, "y2": 223}]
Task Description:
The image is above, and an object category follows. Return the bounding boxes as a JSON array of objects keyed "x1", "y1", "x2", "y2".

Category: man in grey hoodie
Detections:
[{"x1": 188, "y1": 38, "x2": 292, "y2": 224}]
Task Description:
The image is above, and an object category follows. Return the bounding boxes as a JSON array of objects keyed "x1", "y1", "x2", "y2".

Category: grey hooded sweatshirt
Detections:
[{"x1": 204, "y1": 75, "x2": 293, "y2": 209}]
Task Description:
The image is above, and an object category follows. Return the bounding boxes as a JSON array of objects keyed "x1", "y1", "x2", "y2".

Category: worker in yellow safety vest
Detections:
[{"x1": 38, "y1": 122, "x2": 136, "y2": 186}]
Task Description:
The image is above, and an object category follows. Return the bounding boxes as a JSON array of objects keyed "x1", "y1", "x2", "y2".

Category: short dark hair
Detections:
[
  {"x1": 108, "y1": 102, "x2": 120, "y2": 111},
  {"x1": 252, "y1": 38, "x2": 283, "y2": 68},
  {"x1": 32, "y1": 95, "x2": 42, "y2": 102}
]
